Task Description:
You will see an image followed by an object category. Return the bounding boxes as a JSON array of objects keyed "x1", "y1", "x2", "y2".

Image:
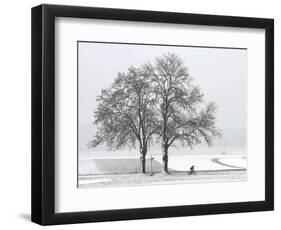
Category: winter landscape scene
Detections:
[{"x1": 78, "y1": 42, "x2": 247, "y2": 188}]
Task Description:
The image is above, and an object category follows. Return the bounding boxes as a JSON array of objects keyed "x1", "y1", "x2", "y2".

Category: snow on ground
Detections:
[
  {"x1": 163, "y1": 155, "x2": 246, "y2": 171},
  {"x1": 79, "y1": 155, "x2": 246, "y2": 175},
  {"x1": 79, "y1": 170, "x2": 247, "y2": 188},
  {"x1": 218, "y1": 158, "x2": 247, "y2": 168}
]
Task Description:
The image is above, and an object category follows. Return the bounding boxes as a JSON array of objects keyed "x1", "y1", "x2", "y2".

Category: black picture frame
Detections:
[{"x1": 31, "y1": 4, "x2": 274, "y2": 225}]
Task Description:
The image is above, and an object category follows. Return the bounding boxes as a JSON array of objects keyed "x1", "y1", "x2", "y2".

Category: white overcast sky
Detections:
[{"x1": 78, "y1": 42, "x2": 247, "y2": 151}]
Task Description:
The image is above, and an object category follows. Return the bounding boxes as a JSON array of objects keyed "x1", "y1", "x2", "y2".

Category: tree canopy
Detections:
[
  {"x1": 89, "y1": 66, "x2": 158, "y2": 173},
  {"x1": 89, "y1": 53, "x2": 221, "y2": 174}
]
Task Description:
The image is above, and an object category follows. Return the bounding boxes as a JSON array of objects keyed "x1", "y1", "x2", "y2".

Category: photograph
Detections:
[
  {"x1": 30, "y1": 3, "x2": 274, "y2": 225},
  {"x1": 78, "y1": 41, "x2": 248, "y2": 188}
]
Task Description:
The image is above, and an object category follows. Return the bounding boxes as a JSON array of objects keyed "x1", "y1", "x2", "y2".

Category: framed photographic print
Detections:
[{"x1": 31, "y1": 4, "x2": 274, "y2": 225}]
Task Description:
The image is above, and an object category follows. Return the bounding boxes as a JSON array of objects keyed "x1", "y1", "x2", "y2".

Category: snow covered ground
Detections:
[
  {"x1": 78, "y1": 154, "x2": 247, "y2": 188},
  {"x1": 79, "y1": 154, "x2": 246, "y2": 175},
  {"x1": 79, "y1": 170, "x2": 247, "y2": 188}
]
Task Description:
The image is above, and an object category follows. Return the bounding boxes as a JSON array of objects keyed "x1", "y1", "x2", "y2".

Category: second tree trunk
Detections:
[{"x1": 162, "y1": 145, "x2": 169, "y2": 174}]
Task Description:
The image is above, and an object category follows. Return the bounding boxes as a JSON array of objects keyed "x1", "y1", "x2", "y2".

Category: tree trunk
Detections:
[
  {"x1": 139, "y1": 145, "x2": 147, "y2": 174},
  {"x1": 162, "y1": 144, "x2": 169, "y2": 174},
  {"x1": 140, "y1": 154, "x2": 146, "y2": 174}
]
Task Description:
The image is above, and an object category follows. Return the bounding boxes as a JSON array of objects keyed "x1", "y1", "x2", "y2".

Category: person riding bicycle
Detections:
[{"x1": 188, "y1": 165, "x2": 195, "y2": 175}]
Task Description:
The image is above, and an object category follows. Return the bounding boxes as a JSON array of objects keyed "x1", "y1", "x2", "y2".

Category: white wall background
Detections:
[{"x1": 0, "y1": 0, "x2": 278, "y2": 229}]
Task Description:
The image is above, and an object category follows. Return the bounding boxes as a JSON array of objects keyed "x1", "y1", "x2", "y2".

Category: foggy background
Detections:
[{"x1": 78, "y1": 42, "x2": 247, "y2": 156}]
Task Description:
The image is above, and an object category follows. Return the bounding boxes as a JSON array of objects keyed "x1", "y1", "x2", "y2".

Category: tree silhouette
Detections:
[
  {"x1": 89, "y1": 66, "x2": 157, "y2": 174},
  {"x1": 89, "y1": 53, "x2": 220, "y2": 175},
  {"x1": 143, "y1": 53, "x2": 221, "y2": 174}
]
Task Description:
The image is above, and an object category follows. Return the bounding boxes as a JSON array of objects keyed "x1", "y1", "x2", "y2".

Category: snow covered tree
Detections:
[
  {"x1": 143, "y1": 53, "x2": 221, "y2": 174},
  {"x1": 89, "y1": 66, "x2": 157, "y2": 174}
]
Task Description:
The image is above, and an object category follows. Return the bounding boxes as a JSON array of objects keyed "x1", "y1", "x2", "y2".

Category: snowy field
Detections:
[
  {"x1": 79, "y1": 154, "x2": 246, "y2": 175},
  {"x1": 78, "y1": 154, "x2": 247, "y2": 188},
  {"x1": 79, "y1": 170, "x2": 246, "y2": 188}
]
